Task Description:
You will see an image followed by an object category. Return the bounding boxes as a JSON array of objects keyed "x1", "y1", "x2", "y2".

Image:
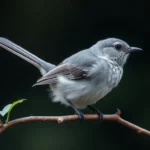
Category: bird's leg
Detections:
[
  {"x1": 88, "y1": 105, "x2": 103, "y2": 120},
  {"x1": 67, "y1": 100, "x2": 84, "y2": 120}
]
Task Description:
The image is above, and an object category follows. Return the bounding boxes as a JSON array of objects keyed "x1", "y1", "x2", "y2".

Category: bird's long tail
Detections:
[{"x1": 0, "y1": 37, "x2": 55, "y2": 75}]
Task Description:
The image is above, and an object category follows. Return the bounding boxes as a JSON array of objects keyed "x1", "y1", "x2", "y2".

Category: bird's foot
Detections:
[
  {"x1": 88, "y1": 105, "x2": 103, "y2": 120},
  {"x1": 67, "y1": 100, "x2": 84, "y2": 121},
  {"x1": 75, "y1": 109, "x2": 84, "y2": 120}
]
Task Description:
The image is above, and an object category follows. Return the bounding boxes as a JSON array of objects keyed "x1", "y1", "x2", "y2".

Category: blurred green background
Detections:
[{"x1": 0, "y1": 0, "x2": 148, "y2": 150}]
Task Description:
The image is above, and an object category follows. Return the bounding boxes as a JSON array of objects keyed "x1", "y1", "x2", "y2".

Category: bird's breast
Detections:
[{"x1": 107, "y1": 63, "x2": 123, "y2": 88}]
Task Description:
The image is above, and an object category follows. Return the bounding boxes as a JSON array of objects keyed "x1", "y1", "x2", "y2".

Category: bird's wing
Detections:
[{"x1": 33, "y1": 63, "x2": 89, "y2": 86}]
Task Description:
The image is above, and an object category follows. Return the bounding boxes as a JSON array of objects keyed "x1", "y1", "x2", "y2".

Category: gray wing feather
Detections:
[
  {"x1": 33, "y1": 49, "x2": 99, "y2": 86},
  {"x1": 34, "y1": 63, "x2": 88, "y2": 86}
]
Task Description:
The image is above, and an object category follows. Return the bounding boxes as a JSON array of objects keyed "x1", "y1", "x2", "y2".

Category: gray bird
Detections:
[{"x1": 0, "y1": 37, "x2": 142, "y2": 119}]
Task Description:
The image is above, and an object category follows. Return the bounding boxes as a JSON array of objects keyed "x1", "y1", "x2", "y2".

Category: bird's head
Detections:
[{"x1": 91, "y1": 38, "x2": 142, "y2": 67}]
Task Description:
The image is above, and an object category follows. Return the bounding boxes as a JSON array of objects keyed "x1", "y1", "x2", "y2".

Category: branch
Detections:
[{"x1": 0, "y1": 109, "x2": 150, "y2": 136}]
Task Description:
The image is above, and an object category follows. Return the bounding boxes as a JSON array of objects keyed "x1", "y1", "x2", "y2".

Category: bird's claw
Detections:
[
  {"x1": 75, "y1": 109, "x2": 84, "y2": 120},
  {"x1": 88, "y1": 105, "x2": 103, "y2": 120}
]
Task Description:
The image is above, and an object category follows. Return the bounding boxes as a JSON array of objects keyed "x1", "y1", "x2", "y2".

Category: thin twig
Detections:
[{"x1": 0, "y1": 109, "x2": 150, "y2": 136}]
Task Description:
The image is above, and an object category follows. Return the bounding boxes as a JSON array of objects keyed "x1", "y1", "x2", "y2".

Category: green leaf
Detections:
[
  {"x1": 6, "y1": 99, "x2": 27, "y2": 123},
  {"x1": 0, "y1": 104, "x2": 12, "y2": 117}
]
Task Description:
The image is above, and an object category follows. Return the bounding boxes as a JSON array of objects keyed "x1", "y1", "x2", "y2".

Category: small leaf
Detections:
[
  {"x1": 0, "y1": 104, "x2": 12, "y2": 116},
  {"x1": 6, "y1": 99, "x2": 27, "y2": 123}
]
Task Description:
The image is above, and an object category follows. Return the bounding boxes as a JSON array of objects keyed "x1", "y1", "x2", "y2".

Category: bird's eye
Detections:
[{"x1": 114, "y1": 43, "x2": 122, "y2": 50}]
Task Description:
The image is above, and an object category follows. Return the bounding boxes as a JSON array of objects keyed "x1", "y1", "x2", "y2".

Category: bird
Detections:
[{"x1": 0, "y1": 37, "x2": 142, "y2": 119}]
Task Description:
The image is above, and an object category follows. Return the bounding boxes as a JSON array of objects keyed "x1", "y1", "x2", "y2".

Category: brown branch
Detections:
[{"x1": 0, "y1": 109, "x2": 150, "y2": 136}]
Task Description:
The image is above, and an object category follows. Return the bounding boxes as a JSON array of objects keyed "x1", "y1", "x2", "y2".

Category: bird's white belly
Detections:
[
  {"x1": 51, "y1": 65, "x2": 123, "y2": 109},
  {"x1": 51, "y1": 76, "x2": 113, "y2": 109},
  {"x1": 72, "y1": 85, "x2": 113, "y2": 109}
]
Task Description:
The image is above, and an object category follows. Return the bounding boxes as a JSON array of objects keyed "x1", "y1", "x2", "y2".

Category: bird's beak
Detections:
[{"x1": 127, "y1": 47, "x2": 143, "y2": 53}]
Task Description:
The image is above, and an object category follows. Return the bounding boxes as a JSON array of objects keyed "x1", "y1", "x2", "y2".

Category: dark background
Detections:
[{"x1": 0, "y1": 0, "x2": 149, "y2": 150}]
